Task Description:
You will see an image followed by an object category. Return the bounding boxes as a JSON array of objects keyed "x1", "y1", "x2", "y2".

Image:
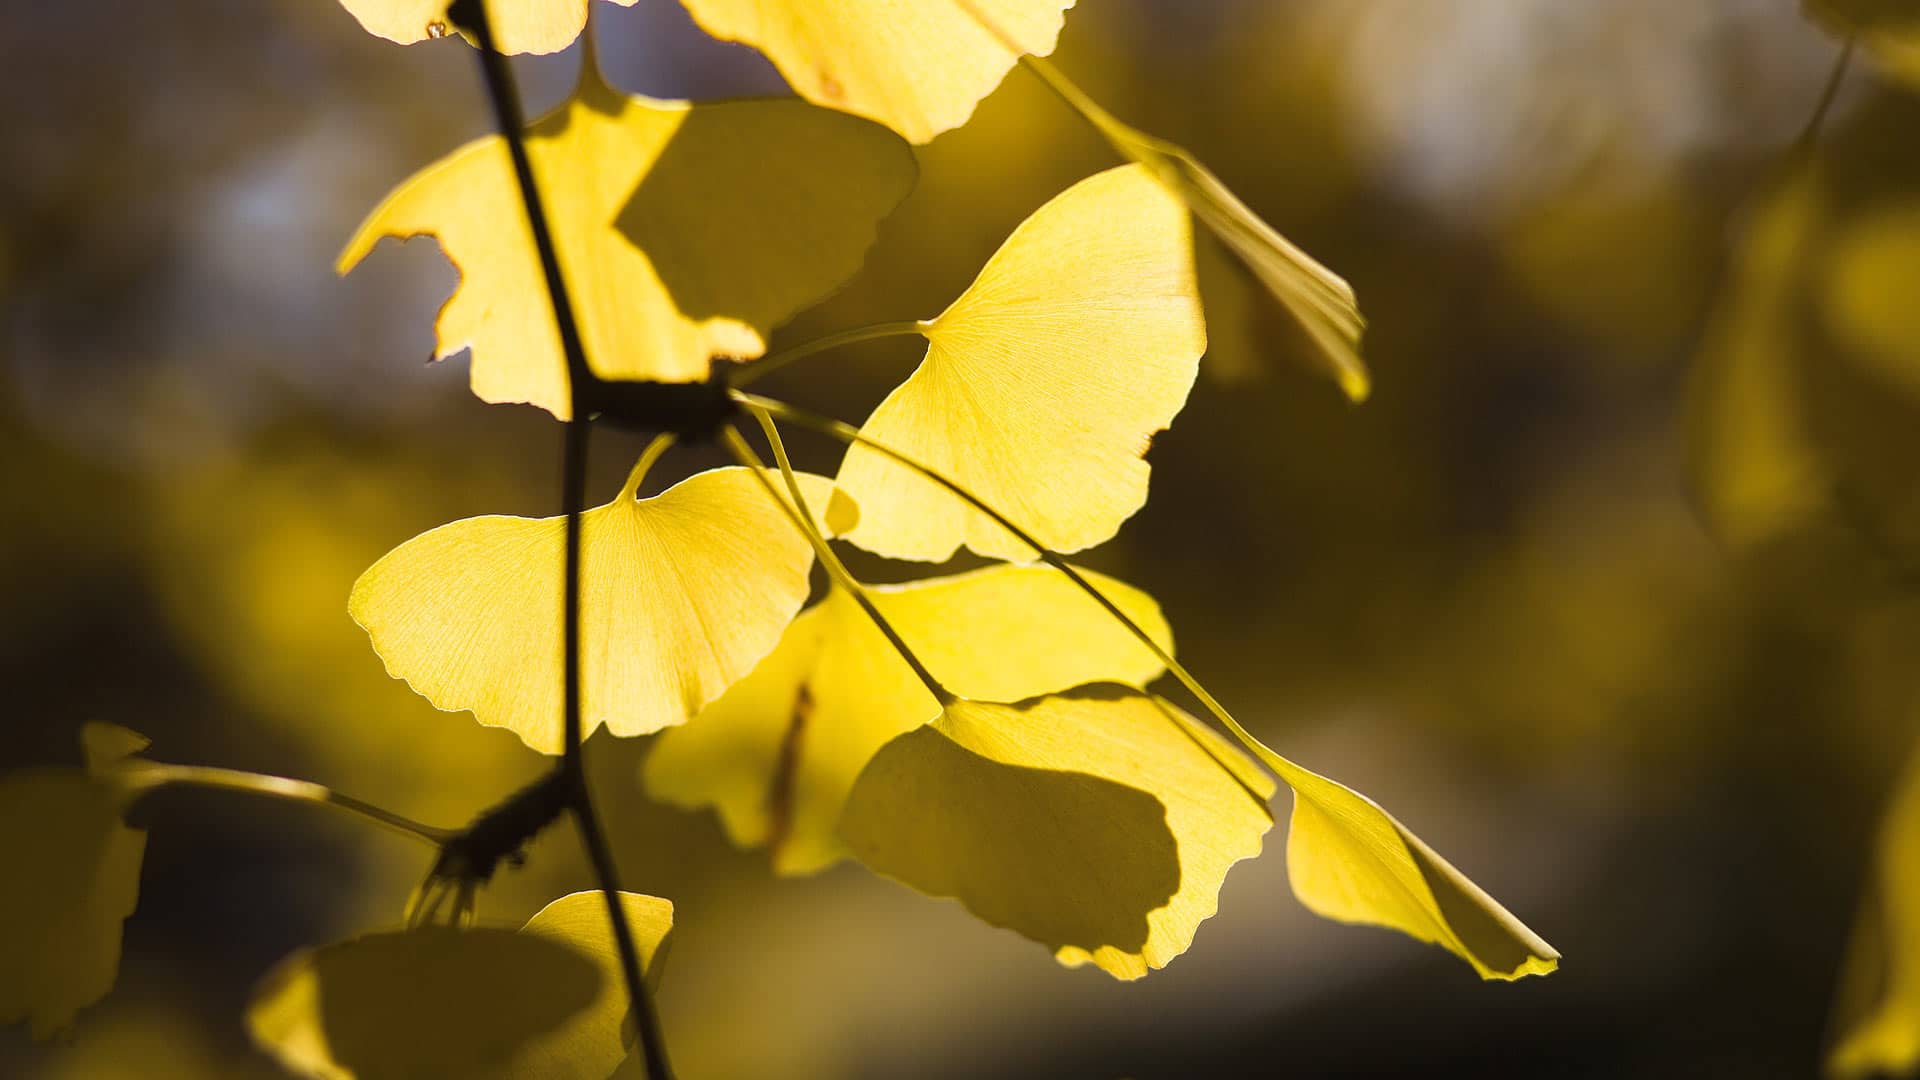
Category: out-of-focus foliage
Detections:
[
  {"x1": 342, "y1": 61, "x2": 915, "y2": 417},
  {"x1": 836, "y1": 164, "x2": 1204, "y2": 562},
  {"x1": 645, "y1": 565, "x2": 1172, "y2": 874},
  {"x1": 351, "y1": 466, "x2": 851, "y2": 753},
  {"x1": 0, "y1": 729, "x2": 148, "y2": 1038},
  {"x1": 1807, "y1": 0, "x2": 1920, "y2": 86},
  {"x1": 1831, "y1": 745, "x2": 1920, "y2": 1077}
]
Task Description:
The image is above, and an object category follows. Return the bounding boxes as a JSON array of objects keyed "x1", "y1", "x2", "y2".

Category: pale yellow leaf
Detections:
[
  {"x1": 351, "y1": 466, "x2": 854, "y2": 754},
  {"x1": 341, "y1": 66, "x2": 915, "y2": 418},
  {"x1": 645, "y1": 564, "x2": 1173, "y2": 874},
  {"x1": 504, "y1": 892, "x2": 674, "y2": 1079},
  {"x1": 676, "y1": 0, "x2": 1075, "y2": 143},
  {"x1": 839, "y1": 687, "x2": 1273, "y2": 979},
  {"x1": 835, "y1": 164, "x2": 1205, "y2": 562},
  {"x1": 1239, "y1": 732, "x2": 1559, "y2": 981},
  {"x1": 335, "y1": 0, "x2": 638, "y2": 55}
]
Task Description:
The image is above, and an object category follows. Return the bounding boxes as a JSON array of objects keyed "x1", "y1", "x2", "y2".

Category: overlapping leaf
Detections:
[
  {"x1": 246, "y1": 891, "x2": 673, "y2": 1080},
  {"x1": 0, "y1": 726, "x2": 150, "y2": 1038},
  {"x1": 341, "y1": 65, "x2": 916, "y2": 418},
  {"x1": 336, "y1": 0, "x2": 636, "y2": 55},
  {"x1": 835, "y1": 164, "x2": 1206, "y2": 562},
  {"x1": 351, "y1": 466, "x2": 854, "y2": 754},
  {"x1": 839, "y1": 687, "x2": 1273, "y2": 979},
  {"x1": 1240, "y1": 729, "x2": 1560, "y2": 981},
  {"x1": 675, "y1": 0, "x2": 1075, "y2": 143},
  {"x1": 644, "y1": 564, "x2": 1172, "y2": 873}
]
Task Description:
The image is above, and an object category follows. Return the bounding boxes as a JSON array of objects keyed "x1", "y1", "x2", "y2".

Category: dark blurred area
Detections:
[{"x1": 3, "y1": 0, "x2": 1917, "y2": 1076}]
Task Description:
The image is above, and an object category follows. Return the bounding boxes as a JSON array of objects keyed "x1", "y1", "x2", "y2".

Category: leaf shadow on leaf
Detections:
[
  {"x1": 614, "y1": 98, "x2": 914, "y2": 329},
  {"x1": 841, "y1": 689, "x2": 1182, "y2": 956},
  {"x1": 278, "y1": 929, "x2": 603, "y2": 1079}
]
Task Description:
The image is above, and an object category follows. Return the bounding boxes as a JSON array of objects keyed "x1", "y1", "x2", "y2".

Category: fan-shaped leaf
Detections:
[
  {"x1": 508, "y1": 892, "x2": 674, "y2": 1079},
  {"x1": 335, "y1": 0, "x2": 637, "y2": 55},
  {"x1": 246, "y1": 927, "x2": 599, "y2": 1079},
  {"x1": 341, "y1": 66, "x2": 916, "y2": 418},
  {"x1": 0, "y1": 727, "x2": 151, "y2": 1038},
  {"x1": 675, "y1": 0, "x2": 1074, "y2": 143},
  {"x1": 645, "y1": 564, "x2": 1172, "y2": 873},
  {"x1": 839, "y1": 687, "x2": 1272, "y2": 979},
  {"x1": 351, "y1": 466, "x2": 854, "y2": 754},
  {"x1": 835, "y1": 164, "x2": 1205, "y2": 562}
]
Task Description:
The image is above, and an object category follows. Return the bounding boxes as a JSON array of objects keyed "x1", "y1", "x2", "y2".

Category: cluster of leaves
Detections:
[{"x1": 1, "y1": 1, "x2": 1560, "y2": 1076}]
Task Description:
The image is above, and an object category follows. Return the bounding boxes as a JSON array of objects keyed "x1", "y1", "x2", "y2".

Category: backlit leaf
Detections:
[
  {"x1": 835, "y1": 164, "x2": 1205, "y2": 562},
  {"x1": 335, "y1": 0, "x2": 636, "y2": 55},
  {"x1": 0, "y1": 728, "x2": 151, "y2": 1038},
  {"x1": 839, "y1": 687, "x2": 1273, "y2": 979},
  {"x1": 1040, "y1": 71, "x2": 1369, "y2": 400},
  {"x1": 675, "y1": 0, "x2": 1075, "y2": 143},
  {"x1": 645, "y1": 564, "x2": 1173, "y2": 873},
  {"x1": 351, "y1": 466, "x2": 855, "y2": 754},
  {"x1": 1242, "y1": 731, "x2": 1560, "y2": 981},
  {"x1": 245, "y1": 926, "x2": 601, "y2": 1080},
  {"x1": 506, "y1": 892, "x2": 674, "y2": 1079},
  {"x1": 341, "y1": 64, "x2": 916, "y2": 418},
  {"x1": 1829, "y1": 753, "x2": 1920, "y2": 1078}
]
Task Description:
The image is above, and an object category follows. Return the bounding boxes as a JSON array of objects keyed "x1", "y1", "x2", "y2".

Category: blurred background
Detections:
[{"x1": 3, "y1": 0, "x2": 1918, "y2": 1075}]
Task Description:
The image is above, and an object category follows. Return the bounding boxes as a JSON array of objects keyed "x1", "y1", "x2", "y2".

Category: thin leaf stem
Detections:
[
  {"x1": 734, "y1": 392, "x2": 1272, "y2": 762},
  {"x1": 732, "y1": 320, "x2": 926, "y2": 388},
  {"x1": 718, "y1": 420, "x2": 954, "y2": 706},
  {"x1": 132, "y1": 764, "x2": 452, "y2": 847},
  {"x1": 620, "y1": 432, "x2": 679, "y2": 501},
  {"x1": 451, "y1": 2, "x2": 669, "y2": 1075}
]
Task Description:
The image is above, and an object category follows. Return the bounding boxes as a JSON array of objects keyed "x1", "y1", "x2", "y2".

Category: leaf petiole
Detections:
[{"x1": 121, "y1": 762, "x2": 453, "y2": 848}]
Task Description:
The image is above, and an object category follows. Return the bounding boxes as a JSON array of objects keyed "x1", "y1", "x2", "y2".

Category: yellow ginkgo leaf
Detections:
[
  {"x1": 645, "y1": 564, "x2": 1173, "y2": 874},
  {"x1": 351, "y1": 466, "x2": 855, "y2": 754},
  {"x1": 834, "y1": 164, "x2": 1205, "y2": 562},
  {"x1": 506, "y1": 892, "x2": 674, "y2": 1079},
  {"x1": 1828, "y1": 752, "x2": 1920, "y2": 1078},
  {"x1": 246, "y1": 925, "x2": 601, "y2": 1080},
  {"x1": 341, "y1": 64, "x2": 916, "y2": 418},
  {"x1": 335, "y1": 0, "x2": 636, "y2": 55},
  {"x1": 0, "y1": 729, "x2": 150, "y2": 1039},
  {"x1": 839, "y1": 686, "x2": 1273, "y2": 979},
  {"x1": 1020, "y1": 59, "x2": 1368, "y2": 400},
  {"x1": 676, "y1": 0, "x2": 1074, "y2": 143},
  {"x1": 1241, "y1": 732, "x2": 1559, "y2": 981}
]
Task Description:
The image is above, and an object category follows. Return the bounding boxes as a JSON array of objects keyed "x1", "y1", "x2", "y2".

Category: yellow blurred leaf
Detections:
[
  {"x1": 835, "y1": 164, "x2": 1205, "y2": 562},
  {"x1": 335, "y1": 0, "x2": 637, "y2": 55},
  {"x1": 0, "y1": 732, "x2": 150, "y2": 1038},
  {"x1": 341, "y1": 64, "x2": 915, "y2": 418},
  {"x1": 507, "y1": 892, "x2": 674, "y2": 1079},
  {"x1": 351, "y1": 466, "x2": 854, "y2": 754},
  {"x1": 645, "y1": 564, "x2": 1173, "y2": 873},
  {"x1": 245, "y1": 926, "x2": 601, "y2": 1080},
  {"x1": 1830, "y1": 752, "x2": 1920, "y2": 1077},
  {"x1": 1805, "y1": 0, "x2": 1920, "y2": 86},
  {"x1": 1239, "y1": 731, "x2": 1560, "y2": 981},
  {"x1": 675, "y1": 0, "x2": 1075, "y2": 143},
  {"x1": 839, "y1": 687, "x2": 1273, "y2": 979},
  {"x1": 1822, "y1": 201, "x2": 1920, "y2": 402}
]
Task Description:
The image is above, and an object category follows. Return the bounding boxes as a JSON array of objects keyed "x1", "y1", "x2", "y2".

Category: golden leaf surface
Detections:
[
  {"x1": 644, "y1": 564, "x2": 1172, "y2": 873},
  {"x1": 351, "y1": 466, "x2": 854, "y2": 754},
  {"x1": 835, "y1": 164, "x2": 1205, "y2": 562},
  {"x1": 839, "y1": 687, "x2": 1273, "y2": 979},
  {"x1": 341, "y1": 65, "x2": 915, "y2": 418},
  {"x1": 676, "y1": 0, "x2": 1075, "y2": 143},
  {"x1": 335, "y1": 0, "x2": 636, "y2": 55},
  {"x1": 1829, "y1": 753, "x2": 1920, "y2": 1077}
]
